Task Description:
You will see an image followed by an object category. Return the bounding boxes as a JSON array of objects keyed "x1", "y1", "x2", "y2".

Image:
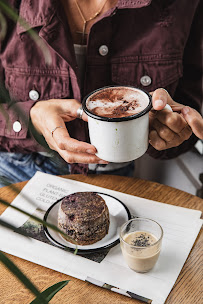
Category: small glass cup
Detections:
[{"x1": 120, "y1": 218, "x2": 163, "y2": 273}]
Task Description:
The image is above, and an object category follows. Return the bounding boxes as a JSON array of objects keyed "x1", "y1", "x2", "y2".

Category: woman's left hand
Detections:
[{"x1": 149, "y1": 88, "x2": 192, "y2": 150}]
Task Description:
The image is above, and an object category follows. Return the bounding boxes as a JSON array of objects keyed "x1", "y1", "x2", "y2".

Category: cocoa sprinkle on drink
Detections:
[
  {"x1": 112, "y1": 100, "x2": 138, "y2": 116},
  {"x1": 131, "y1": 233, "x2": 152, "y2": 247}
]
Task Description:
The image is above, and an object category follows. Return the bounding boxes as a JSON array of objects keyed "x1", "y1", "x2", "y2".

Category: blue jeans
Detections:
[
  {"x1": 0, "y1": 153, "x2": 135, "y2": 187},
  {"x1": 0, "y1": 152, "x2": 70, "y2": 187}
]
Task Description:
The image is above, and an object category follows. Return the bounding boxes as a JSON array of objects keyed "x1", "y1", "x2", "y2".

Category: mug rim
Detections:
[{"x1": 82, "y1": 85, "x2": 152, "y2": 122}]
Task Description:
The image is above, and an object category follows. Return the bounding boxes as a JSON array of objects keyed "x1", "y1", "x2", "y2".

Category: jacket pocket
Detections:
[
  {"x1": 4, "y1": 67, "x2": 71, "y2": 102},
  {"x1": 111, "y1": 54, "x2": 183, "y2": 92}
]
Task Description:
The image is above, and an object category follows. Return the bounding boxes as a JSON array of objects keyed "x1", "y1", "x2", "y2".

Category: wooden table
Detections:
[{"x1": 0, "y1": 174, "x2": 202, "y2": 304}]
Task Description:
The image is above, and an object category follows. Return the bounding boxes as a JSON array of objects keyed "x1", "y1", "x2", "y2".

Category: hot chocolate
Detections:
[
  {"x1": 86, "y1": 87, "x2": 149, "y2": 118},
  {"x1": 83, "y1": 86, "x2": 152, "y2": 162}
]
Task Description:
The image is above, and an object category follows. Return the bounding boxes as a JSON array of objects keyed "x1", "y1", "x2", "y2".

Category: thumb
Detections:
[
  {"x1": 151, "y1": 88, "x2": 186, "y2": 113},
  {"x1": 151, "y1": 88, "x2": 171, "y2": 110},
  {"x1": 181, "y1": 106, "x2": 203, "y2": 139}
]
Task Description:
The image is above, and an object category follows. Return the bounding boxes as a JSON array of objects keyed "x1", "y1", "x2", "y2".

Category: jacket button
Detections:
[
  {"x1": 99, "y1": 45, "x2": 108, "y2": 56},
  {"x1": 140, "y1": 75, "x2": 152, "y2": 86},
  {"x1": 29, "y1": 90, "x2": 39, "y2": 101},
  {"x1": 13, "y1": 121, "x2": 22, "y2": 133}
]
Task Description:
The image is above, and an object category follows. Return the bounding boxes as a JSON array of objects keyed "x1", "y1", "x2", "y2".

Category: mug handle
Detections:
[
  {"x1": 163, "y1": 104, "x2": 173, "y2": 112},
  {"x1": 151, "y1": 104, "x2": 173, "y2": 112}
]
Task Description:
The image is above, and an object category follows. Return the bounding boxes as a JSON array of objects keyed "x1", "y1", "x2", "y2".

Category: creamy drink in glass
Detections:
[
  {"x1": 120, "y1": 218, "x2": 163, "y2": 273},
  {"x1": 82, "y1": 86, "x2": 152, "y2": 162}
]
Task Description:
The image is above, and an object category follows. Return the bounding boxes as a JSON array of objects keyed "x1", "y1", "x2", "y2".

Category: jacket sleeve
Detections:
[
  {"x1": 0, "y1": 87, "x2": 45, "y2": 152},
  {"x1": 0, "y1": 76, "x2": 47, "y2": 152},
  {"x1": 0, "y1": 3, "x2": 45, "y2": 152},
  {"x1": 147, "y1": 0, "x2": 202, "y2": 160}
]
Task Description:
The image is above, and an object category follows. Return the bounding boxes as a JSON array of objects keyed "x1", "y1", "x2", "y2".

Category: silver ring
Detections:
[
  {"x1": 51, "y1": 126, "x2": 64, "y2": 137},
  {"x1": 76, "y1": 106, "x2": 83, "y2": 119}
]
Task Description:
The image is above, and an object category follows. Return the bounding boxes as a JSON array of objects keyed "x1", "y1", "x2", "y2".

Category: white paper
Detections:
[{"x1": 0, "y1": 171, "x2": 202, "y2": 304}]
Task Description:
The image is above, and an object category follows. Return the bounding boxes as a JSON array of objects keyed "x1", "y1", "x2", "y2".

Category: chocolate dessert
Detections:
[{"x1": 58, "y1": 192, "x2": 110, "y2": 245}]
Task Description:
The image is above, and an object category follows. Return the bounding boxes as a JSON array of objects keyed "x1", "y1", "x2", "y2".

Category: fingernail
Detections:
[
  {"x1": 99, "y1": 160, "x2": 109, "y2": 164},
  {"x1": 86, "y1": 149, "x2": 96, "y2": 154},
  {"x1": 154, "y1": 99, "x2": 164, "y2": 108},
  {"x1": 182, "y1": 107, "x2": 190, "y2": 115}
]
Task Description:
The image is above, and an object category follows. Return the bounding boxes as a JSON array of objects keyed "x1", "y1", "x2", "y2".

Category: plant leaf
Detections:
[
  {"x1": 30, "y1": 280, "x2": 70, "y2": 304},
  {"x1": 0, "y1": 0, "x2": 52, "y2": 65},
  {"x1": 0, "y1": 10, "x2": 7, "y2": 39},
  {"x1": 0, "y1": 199, "x2": 70, "y2": 238},
  {"x1": 0, "y1": 198, "x2": 78, "y2": 252},
  {"x1": 0, "y1": 251, "x2": 48, "y2": 304},
  {"x1": 0, "y1": 218, "x2": 31, "y2": 238}
]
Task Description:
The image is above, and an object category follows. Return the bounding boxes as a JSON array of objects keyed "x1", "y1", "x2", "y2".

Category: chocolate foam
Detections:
[{"x1": 86, "y1": 87, "x2": 149, "y2": 118}]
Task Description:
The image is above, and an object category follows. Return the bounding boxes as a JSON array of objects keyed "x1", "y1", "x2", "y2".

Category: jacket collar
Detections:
[
  {"x1": 16, "y1": 0, "x2": 59, "y2": 34},
  {"x1": 16, "y1": 0, "x2": 152, "y2": 34}
]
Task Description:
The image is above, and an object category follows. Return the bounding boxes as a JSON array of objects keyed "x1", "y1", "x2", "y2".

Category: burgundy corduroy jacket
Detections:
[{"x1": 0, "y1": 0, "x2": 202, "y2": 171}]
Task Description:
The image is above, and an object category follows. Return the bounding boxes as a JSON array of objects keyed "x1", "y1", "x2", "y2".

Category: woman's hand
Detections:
[
  {"x1": 149, "y1": 88, "x2": 194, "y2": 150},
  {"x1": 30, "y1": 99, "x2": 108, "y2": 164}
]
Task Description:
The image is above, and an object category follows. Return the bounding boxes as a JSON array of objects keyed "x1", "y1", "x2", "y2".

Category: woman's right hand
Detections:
[
  {"x1": 30, "y1": 98, "x2": 108, "y2": 164},
  {"x1": 181, "y1": 106, "x2": 203, "y2": 139}
]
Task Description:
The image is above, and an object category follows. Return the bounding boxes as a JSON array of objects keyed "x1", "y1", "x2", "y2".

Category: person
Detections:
[{"x1": 0, "y1": 0, "x2": 202, "y2": 187}]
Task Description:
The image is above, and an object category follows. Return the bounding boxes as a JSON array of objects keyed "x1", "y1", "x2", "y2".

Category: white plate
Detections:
[{"x1": 43, "y1": 192, "x2": 131, "y2": 253}]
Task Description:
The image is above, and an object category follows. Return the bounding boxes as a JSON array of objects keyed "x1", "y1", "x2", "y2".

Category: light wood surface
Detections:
[{"x1": 0, "y1": 174, "x2": 202, "y2": 304}]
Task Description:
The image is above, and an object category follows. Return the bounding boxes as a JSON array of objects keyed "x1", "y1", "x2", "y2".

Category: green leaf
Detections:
[
  {"x1": 0, "y1": 0, "x2": 52, "y2": 65},
  {"x1": 0, "y1": 218, "x2": 31, "y2": 238},
  {"x1": 30, "y1": 280, "x2": 69, "y2": 304},
  {"x1": 0, "y1": 198, "x2": 69, "y2": 237},
  {"x1": 0, "y1": 251, "x2": 48, "y2": 304},
  {"x1": 0, "y1": 10, "x2": 7, "y2": 39},
  {"x1": 0, "y1": 75, "x2": 13, "y2": 104},
  {"x1": 0, "y1": 198, "x2": 78, "y2": 252},
  {"x1": 0, "y1": 199, "x2": 77, "y2": 249}
]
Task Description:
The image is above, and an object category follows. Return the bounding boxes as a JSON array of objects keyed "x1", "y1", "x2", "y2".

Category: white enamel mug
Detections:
[{"x1": 82, "y1": 86, "x2": 152, "y2": 163}]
